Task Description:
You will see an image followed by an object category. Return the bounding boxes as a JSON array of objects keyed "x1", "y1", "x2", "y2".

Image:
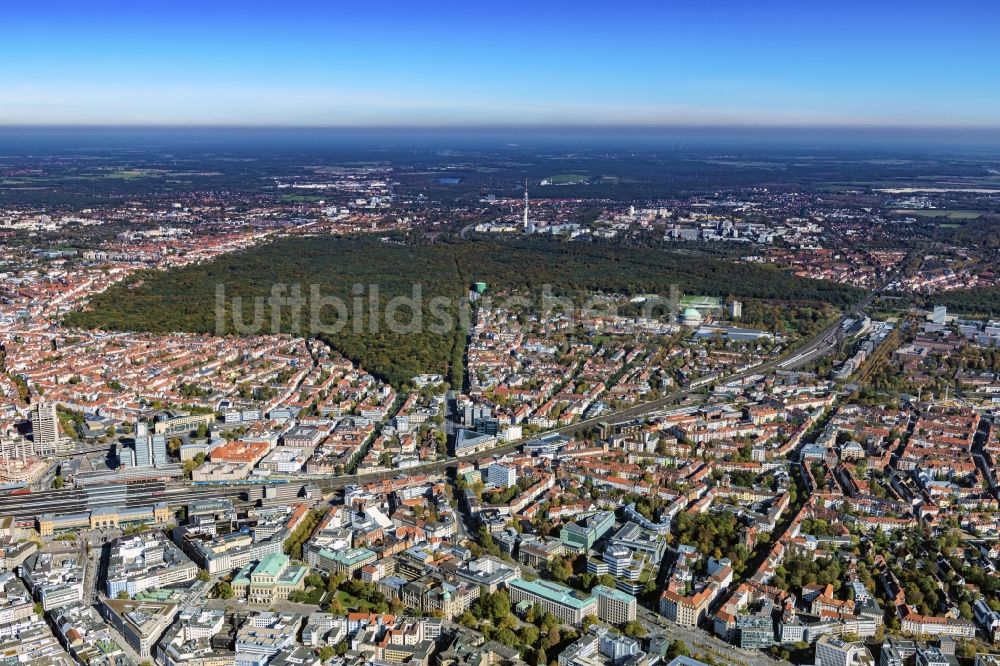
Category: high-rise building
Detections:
[
  {"x1": 729, "y1": 300, "x2": 743, "y2": 319},
  {"x1": 151, "y1": 434, "x2": 168, "y2": 468},
  {"x1": 133, "y1": 423, "x2": 152, "y2": 468},
  {"x1": 118, "y1": 444, "x2": 136, "y2": 468},
  {"x1": 487, "y1": 463, "x2": 517, "y2": 489},
  {"x1": 463, "y1": 403, "x2": 491, "y2": 427},
  {"x1": 30, "y1": 402, "x2": 60, "y2": 450}
]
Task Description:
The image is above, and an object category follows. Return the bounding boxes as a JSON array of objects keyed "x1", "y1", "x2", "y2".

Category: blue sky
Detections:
[{"x1": 2, "y1": 0, "x2": 999, "y2": 126}]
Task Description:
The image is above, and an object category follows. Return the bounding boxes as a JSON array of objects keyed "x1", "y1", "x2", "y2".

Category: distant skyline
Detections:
[{"x1": 4, "y1": 1, "x2": 1000, "y2": 127}]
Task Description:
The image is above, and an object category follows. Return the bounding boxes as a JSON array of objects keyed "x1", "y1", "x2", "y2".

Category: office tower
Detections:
[
  {"x1": 133, "y1": 422, "x2": 152, "y2": 468},
  {"x1": 151, "y1": 433, "x2": 168, "y2": 468},
  {"x1": 30, "y1": 402, "x2": 60, "y2": 449},
  {"x1": 119, "y1": 444, "x2": 135, "y2": 468}
]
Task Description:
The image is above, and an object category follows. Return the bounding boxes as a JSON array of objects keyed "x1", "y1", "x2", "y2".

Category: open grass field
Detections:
[
  {"x1": 890, "y1": 209, "x2": 983, "y2": 219},
  {"x1": 545, "y1": 173, "x2": 590, "y2": 185}
]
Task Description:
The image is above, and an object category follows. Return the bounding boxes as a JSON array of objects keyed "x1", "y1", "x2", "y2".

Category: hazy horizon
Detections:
[
  {"x1": 4, "y1": 1, "x2": 999, "y2": 128},
  {"x1": 4, "y1": 125, "x2": 1000, "y2": 154}
]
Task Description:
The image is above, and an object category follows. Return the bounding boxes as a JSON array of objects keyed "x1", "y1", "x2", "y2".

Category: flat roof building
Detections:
[
  {"x1": 560, "y1": 510, "x2": 616, "y2": 552},
  {"x1": 105, "y1": 533, "x2": 198, "y2": 598},
  {"x1": 487, "y1": 462, "x2": 517, "y2": 489},
  {"x1": 454, "y1": 556, "x2": 521, "y2": 594},
  {"x1": 592, "y1": 584, "x2": 637, "y2": 624},
  {"x1": 99, "y1": 598, "x2": 179, "y2": 660},
  {"x1": 508, "y1": 578, "x2": 596, "y2": 626}
]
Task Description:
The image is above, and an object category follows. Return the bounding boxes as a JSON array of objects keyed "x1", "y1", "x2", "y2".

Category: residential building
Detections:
[
  {"x1": 157, "y1": 607, "x2": 230, "y2": 666},
  {"x1": 900, "y1": 610, "x2": 975, "y2": 639},
  {"x1": 487, "y1": 463, "x2": 517, "y2": 489}
]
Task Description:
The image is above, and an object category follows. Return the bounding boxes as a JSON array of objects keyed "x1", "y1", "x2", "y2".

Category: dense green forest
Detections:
[
  {"x1": 943, "y1": 216, "x2": 1000, "y2": 249},
  {"x1": 65, "y1": 236, "x2": 862, "y2": 386},
  {"x1": 461, "y1": 239, "x2": 862, "y2": 305},
  {"x1": 931, "y1": 286, "x2": 1000, "y2": 318}
]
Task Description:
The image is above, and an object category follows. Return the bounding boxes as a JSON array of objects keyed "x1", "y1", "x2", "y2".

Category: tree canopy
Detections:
[{"x1": 65, "y1": 236, "x2": 862, "y2": 387}]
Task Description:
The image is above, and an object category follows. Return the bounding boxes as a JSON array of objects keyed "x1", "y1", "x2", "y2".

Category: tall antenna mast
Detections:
[{"x1": 523, "y1": 179, "x2": 529, "y2": 231}]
